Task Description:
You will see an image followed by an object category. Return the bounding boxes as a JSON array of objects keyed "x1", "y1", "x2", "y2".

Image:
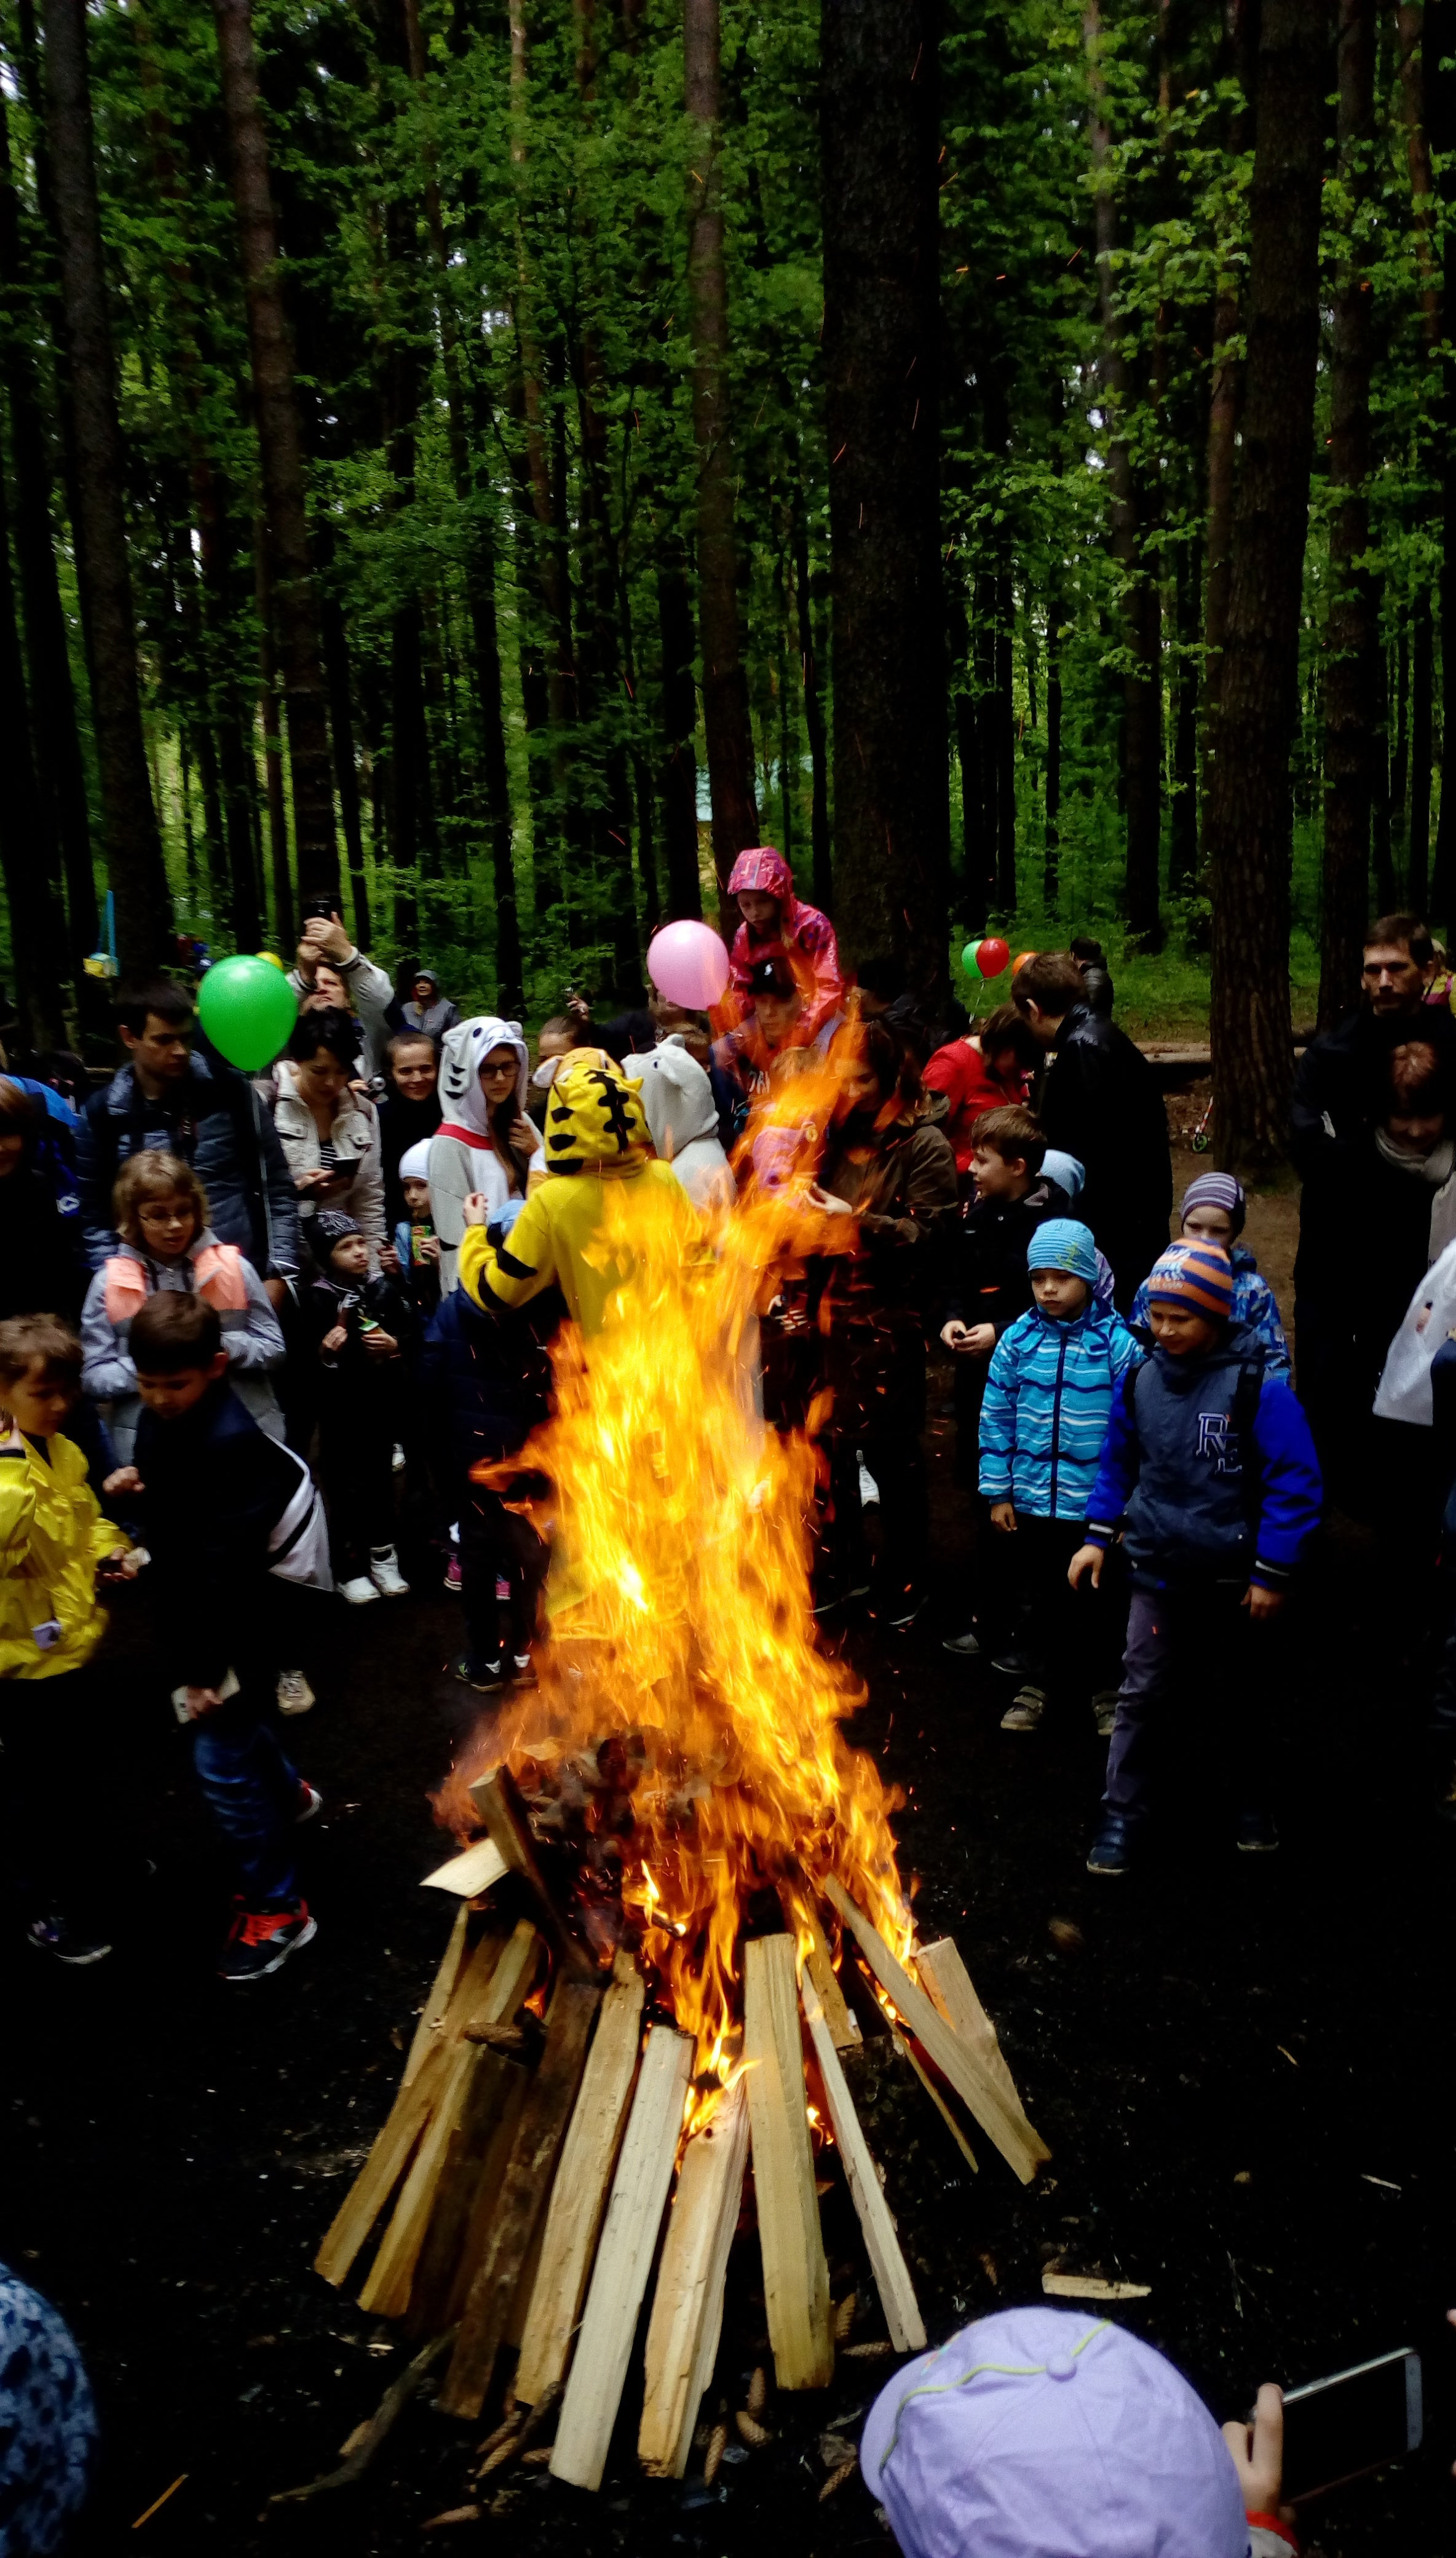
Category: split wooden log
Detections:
[
  {"x1": 890, "y1": 2027, "x2": 978, "y2": 2174},
  {"x1": 824, "y1": 1881, "x2": 1046, "y2": 2185},
  {"x1": 438, "y1": 1978, "x2": 603, "y2": 2420},
  {"x1": 743, "y1": 1934, "x2": 833, "y2": 2391},
  {"x1": 550, "y1": 2024, "x2": 694, "y2": 2492},
  {"x1": 468, "y1": 1766, "x2": 599, "y2": 1982},
  {"x1": 914, "y1": 1938, "x2": 1050, "y2": 2168},
  {"x1": 638, "y1": 2074, "x2": 750, "y2": 2477},
  {"x1": 358, "y1": 1920, "x2": 542, "y2": 2318},
  {"x1": 778, "y1": 1891, "x2": 860, "y2": 2051},
  {"x1": 406, "y1": 2052, "x2": 527, "y2": 2338},
  {"x1": 421, "y1": 1837, "x2": 509, "y2": 1901},
  {"x1": 513, "y1": 1951, "x2": 646, "y2": 2407},
  {"x1": 801, "y1": 1979, "x2": 925, "y2": 2354},
  {"x1": 403, "y1": 1902, "x2": 472, "y2": 2086}
]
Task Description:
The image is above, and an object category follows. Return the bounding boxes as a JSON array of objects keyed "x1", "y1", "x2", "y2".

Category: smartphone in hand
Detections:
[{"x1": 1279, "y1": 2348, "x2": 1422, "y2": 2502}]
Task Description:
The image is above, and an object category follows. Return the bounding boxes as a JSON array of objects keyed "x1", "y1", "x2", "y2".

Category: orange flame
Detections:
[{"x1": 433, "y1": 1045, "x2": 914, "y2": 2090}]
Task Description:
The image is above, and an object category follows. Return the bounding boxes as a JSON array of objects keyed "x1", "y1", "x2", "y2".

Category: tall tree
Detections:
[
  {"x1": 1205, "y1": 0, "x2": 1332, "y2": 1165},
  {"x1": 41, "y1": 0, "x2": 170, "y2": 976},
  {"x1": 821, "y1": 0, "x2": 949, "y2": 990},
  {"x1": 213, "y1": 0, "x2": 337, "y2": 911}
]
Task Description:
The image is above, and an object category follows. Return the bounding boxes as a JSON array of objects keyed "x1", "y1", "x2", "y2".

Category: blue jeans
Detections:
[
  {"x1": 191, "y1": 1695, "x2": 299, "y2": 1906},
  {"x1": 1103, "y1": 1582, "x2": 1272, "y2": 1827}
]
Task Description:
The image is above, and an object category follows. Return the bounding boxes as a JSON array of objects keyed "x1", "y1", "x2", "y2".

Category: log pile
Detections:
[{"x1": 314, "y1": 1764, "x2": 1050, "y2": 2493}]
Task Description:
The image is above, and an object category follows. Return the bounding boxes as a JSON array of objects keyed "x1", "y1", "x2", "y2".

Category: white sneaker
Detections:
[
  {"x1": 858, "y1": 1461, "x2": 880, "y2": 1508},
  {"x1": 369, "y1": 1545, "x2": 410, "y2": 1598},
  {"x1": 339, "y1": 1574, "x2": 379, "y2": 1606},
  {"x1": 276, "y1": 1668, "x2": 315, "y2": 1716},
  {"x1": 391, "y1": 1441, "x2": 406, "y2": 1475}
]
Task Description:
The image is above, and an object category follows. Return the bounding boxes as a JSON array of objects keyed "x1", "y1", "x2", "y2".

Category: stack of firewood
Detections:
[{"x1": 314, "y1": 1767, "x2": 1049, "y2": 2495}]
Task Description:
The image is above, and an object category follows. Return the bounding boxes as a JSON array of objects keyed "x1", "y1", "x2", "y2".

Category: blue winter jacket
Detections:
[
  {"x1": 1084, "y1": 1323, "x2": 1322, "y2": 1590},
  {"x1": 1128, "y1": 1243, "x2": 1290, "y2": 1376},
  {"x1": 979, "y1": 1302, "x2": 1141, "y2": 1520}
]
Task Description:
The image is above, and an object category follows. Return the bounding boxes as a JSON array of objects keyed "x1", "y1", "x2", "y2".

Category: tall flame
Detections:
[{"x1": 434, "y1": 1050, "x2": 914, "y2": 2092}]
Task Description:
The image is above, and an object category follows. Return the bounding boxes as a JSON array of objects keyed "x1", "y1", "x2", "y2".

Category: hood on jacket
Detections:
[
  {"x1": 542, "y1": 1050, "x2": 650, "y2": 1172},
  {"x1": 438, "y1": 1016, "x2": 530, "y2": 1134},
  {"x1": 622, "y1": 1037, "x2": 721, "y2": 1161},
  {"x1": 398, "y1": 1139, "x2": 433, "y2": 1185},
  {"x1": 727, "y1": 845, "x2": 793, "y2": 905},
  {"x1": 413, "y1": 969, "x2": 441, "y2": 995}
]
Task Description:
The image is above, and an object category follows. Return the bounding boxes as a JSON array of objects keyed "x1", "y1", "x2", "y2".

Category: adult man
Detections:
[
  {"x1": 377, "y1": 1031, "x2": 442, "y2": 1227},
  {"x1": 1013, "y1": 950, "x2": 1171, "y2": 1305},
  {"x1": 76, "y1": 981, "x2": 299, "y2": 1297},
  {"x1": 1289, "y1": 913, "x2": 1456, "y2": 1180},
  {"x1": 287, "y1": 909, "x2": 395, "y2": 1079}
]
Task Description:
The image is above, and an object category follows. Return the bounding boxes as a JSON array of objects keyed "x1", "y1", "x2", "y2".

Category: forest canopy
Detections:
[{"x1": 0, "y1": 0, "x2": 1448, "y2": 1159}]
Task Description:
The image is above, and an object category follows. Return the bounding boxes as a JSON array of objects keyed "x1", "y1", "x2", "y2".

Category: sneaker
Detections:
[
  {"x1": 368, "y1": 1546, "x2": 410, "y2": 1598},
  {"x1": 941, "y1": 1627, "x2": 982, "y2": 1657},
  {"x1": 813, "y1": 1580, "x2": 871, "y2": 1620},
  {"x1": 1086, "y1": 1811, "x2": 1134, "y2": 1876},
  {"x1": 295, "y1": 1780, "x2": 323, "y2": 1825},
  {"x1": 511, "y1": 1652, "x2": 537, "y2": 1690},
  {"x1": 1091, "y1": 1690, "x2": 1120, "y2": 1740},
  {"x1": 339, "y1": 1574, "x2": 379, "y2": 1606},
  {"x1": 275, "y1": 1668, "x2": 315, "y2": 1717},
  {"x1": 26, "y1": 1913, "x2": 112, "y2": 1966},
  {"x1": 883, "y1": 1590, "x2": 927, "y2": 1630},
  {"x1": 858, "y1": 1462, "x2": 880, "y2": 1508},
  {"x1": 218, "y1": 1898, "x2": 317, "y2": 1982},
  {"x1": 1000, "y1": 1684, "x2": 1046, "y2": 1732},
  {"x1": 496, "y1": 1574, "x2": 512, "y2": 1602},
  {"x1": 449, "y1": 1652, "x2": 506, "y2": 1691},
  {"x1": 1235, "y1": 1811, "x2": 1280, "y2": 1854},
  {"x1": 443, "y1": 1550, "x2": 462, "y2": 1594},
  {"x1": 991, "y1": 1649, "x2": 1034, "y2": 1681}
]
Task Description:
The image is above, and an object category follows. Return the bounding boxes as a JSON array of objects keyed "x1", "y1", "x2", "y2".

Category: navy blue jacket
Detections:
[
  {"x1": 1085, "y1": 1325, "x2": 1322, "y2": 1590},
  {"x1": 135, "y1": 1380, "x2": 305, "y2": 1685},
  {"x1": 420, "y1": 1284, "x2": 554, "y2": 1481},
  {"x1": 77, "y1": 1056, "x2": 299, "y2": 1280}
]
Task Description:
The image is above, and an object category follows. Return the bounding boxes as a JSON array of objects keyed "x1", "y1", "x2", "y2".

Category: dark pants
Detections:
[
  {"x1": 319, "y1": 1379, "x2": 396, "y2": 1576},
  {"x1": 190, "y1": 1687, "x2": 300, "y2": 1907},
  {"x1": 822, "y1": 1419, "x2": 928, "y2": 1609},
  {"x1": 1006, "y1": 1513, "x2": 1123, "y2": 1697},
  {"x1": 461, "y1": 1483, "x2": 548, "y2": 1666},
  {"x1": 1103, "y1": 1582, "x2": 1273, "y2": 1828},
  {"x1": 0, "y1": 1663, "x2": 125, "y2": 1929}
]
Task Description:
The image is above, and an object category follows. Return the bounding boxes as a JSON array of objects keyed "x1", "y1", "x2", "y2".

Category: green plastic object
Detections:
[
  {"x1": 197, "y1": 953, "x2": 299, "y2": 1072},
  {"x1": 961, "y1": 940, "x2": 984, "y2": 977}
]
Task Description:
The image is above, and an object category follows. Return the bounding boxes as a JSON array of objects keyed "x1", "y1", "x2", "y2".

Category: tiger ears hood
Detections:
[{"x1": 543, "y1": 1049, "x2": 651, "y2": 1170}]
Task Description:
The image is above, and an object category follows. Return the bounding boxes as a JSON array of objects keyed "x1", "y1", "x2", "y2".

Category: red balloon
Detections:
[{"x1": 977, "y1": 936, "x2": 1011, "y2": 978}]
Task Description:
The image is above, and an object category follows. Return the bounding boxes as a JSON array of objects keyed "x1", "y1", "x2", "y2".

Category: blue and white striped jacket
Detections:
[{"x1": 979, "y1": 1302, "x2": 1141, "y2": 1520}]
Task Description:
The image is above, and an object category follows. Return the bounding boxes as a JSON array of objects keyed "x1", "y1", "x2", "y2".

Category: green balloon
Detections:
[
  {"x1": 961, "y1": 940, "x2": 985, "y2": 978},
  {"x1": 198, "y1": 952, "x2": 299, "y2": 1072}
]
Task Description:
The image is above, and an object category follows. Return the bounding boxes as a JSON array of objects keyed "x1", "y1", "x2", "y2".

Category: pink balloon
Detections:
[{"x1": 647, "y1": 919, "x2": 731, "y2": 1010}]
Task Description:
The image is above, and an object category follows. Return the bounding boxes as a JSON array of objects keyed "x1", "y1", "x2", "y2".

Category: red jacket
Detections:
[{"x1": 922, "y1": 1037, "x2": 1031, "y2": 1176}]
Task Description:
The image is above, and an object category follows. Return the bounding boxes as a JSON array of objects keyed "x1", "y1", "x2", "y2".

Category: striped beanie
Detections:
[
  {"x1": 1180, "y1": 1170, "x2": 1245, "y2": 1237},
  {"x1": 1146, "y1": 1238, "x2": 1235, "y2": 1320},
  {"x1": 1027, "y1": 1217, "x2": 1099, "y2": 1285}
]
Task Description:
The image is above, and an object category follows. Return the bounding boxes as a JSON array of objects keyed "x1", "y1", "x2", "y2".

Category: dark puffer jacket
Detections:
[
  {"x1": 77, "y1": 1056, "x2": 299, "y2": 1280},
  {"x1": 419, "y1": 1283, "x2": 556, "y2": 1483}
]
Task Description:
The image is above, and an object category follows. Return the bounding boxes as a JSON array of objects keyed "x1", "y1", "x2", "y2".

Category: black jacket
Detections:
[
  {"x1": 135, "y1": 1380, "x2": 304, "y2": 1685},
  {"x1": 1039, "y1": 1004, "x2": 1170, "y2": 1294},
  {"x1": 944, "y1": 1175, "x2": 1072, "y2": 1338},
  {"x1": 306, "y1": 1268, "x2": 417, "y2": 1375},
  {"x1": 1297, "y1": 1125, "x2": 1449, "y2": 1397},
  {"x1": 0, "y1": 1165, "x2": 84, "y2": 1325},
  {"x1": 1290, "y1": 1002, "x2": 1456, "y2": 1186}
]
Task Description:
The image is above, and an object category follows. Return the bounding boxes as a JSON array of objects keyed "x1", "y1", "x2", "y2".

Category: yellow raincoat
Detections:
[{"x1": 0, "y1": 1432, "x2": 128, "y2": 1681}]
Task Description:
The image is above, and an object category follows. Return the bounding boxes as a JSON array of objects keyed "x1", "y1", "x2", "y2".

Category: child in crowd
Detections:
[
  {"x1": 1071, "y1": 1239, "x2": 1323, "y2": 1874},
  {"x1": 79, "y1": 1152, "x2": 285, "y2": 1462},
  {"x1": 526, "y1": 1016, "x2": 576, "y2": 1131},
  {"x1": 0, "y1": 1316, "x2": 140, "y2": 1964},
  {"x1": 922, "y1": 1004, "x2": 1041, "y2": 1182},
  {"x1": 306, "y1": 1209, "x2": 413, "y2": 1604},
  {"x1": 976, "y1": 1220, "x2": 1139, "y2": 1732},
  {"x1": 110, "y1": 1293, "x2": 330, "y2": 1981},
  {"x1": 388, "y1": 1139, "x2": 443, "y2": 1323},
  {"x1": 1128, "y1": 1170, "x2": 1289, "y2": 1374}
]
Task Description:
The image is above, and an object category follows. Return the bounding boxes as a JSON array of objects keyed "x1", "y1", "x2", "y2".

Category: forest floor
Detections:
[{"x1": 6, "y1": 1147, "x2": 1455, "y2": 2558}]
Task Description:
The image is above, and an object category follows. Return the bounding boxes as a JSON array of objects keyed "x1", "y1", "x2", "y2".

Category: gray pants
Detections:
[{"x1": 1104, "y1": 1582, "x2": 1272, "y2": 1826}]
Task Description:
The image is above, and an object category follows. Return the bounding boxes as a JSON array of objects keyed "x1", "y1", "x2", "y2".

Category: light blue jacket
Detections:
[
  {"x1": 1128, "y1": 1243, "x2": 1290, "y2": 1376},
  {"x1": 979, "y1": 1302, "x2": 1141, "y2": 1521}
]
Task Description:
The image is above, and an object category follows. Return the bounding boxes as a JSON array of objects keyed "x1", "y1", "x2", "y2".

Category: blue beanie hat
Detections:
[{"x1": 1027, "y1": 1218, "x2": 1098, "y2": 1285}]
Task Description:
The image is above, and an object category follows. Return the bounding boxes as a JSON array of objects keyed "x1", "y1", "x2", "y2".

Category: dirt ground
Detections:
[{"x1": 6, "y1": 1130, "x2": 1456, "y2": 2556}]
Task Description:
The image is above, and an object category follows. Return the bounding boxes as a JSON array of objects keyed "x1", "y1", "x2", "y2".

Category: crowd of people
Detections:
[{"x1": 4, "y1": 869, "x2": 1456, "y2": 1990}]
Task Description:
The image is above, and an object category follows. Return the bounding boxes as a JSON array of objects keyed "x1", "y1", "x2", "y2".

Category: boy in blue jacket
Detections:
[
  {"x1": 1070, "y1": 1239, "x2": 1323, "y2": 1874},
  {"x1": 978, "y1": 1219, "x2": 1139, "y2": 1732}
]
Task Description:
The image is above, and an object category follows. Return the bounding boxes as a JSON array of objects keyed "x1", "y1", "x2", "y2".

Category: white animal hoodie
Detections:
[{"x1": 623, "y1": 1037, "x2": 735, "y2": 1212}]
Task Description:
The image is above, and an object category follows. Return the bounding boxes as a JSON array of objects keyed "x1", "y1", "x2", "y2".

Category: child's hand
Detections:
[
  {"x1": 363, "y1": 1328, "x2": 398, "y2": 1357},
  {"x1": 1221, "y1": 2381, "x2": 1292, "y2": 2523},
  {"x1": 421, "y1": 1235, "x2": 440, "y2": 1262},
  {"x1": 379, "y1": 1243, "x2": 401, "y2": 1275},
  {"x1": 1068, "y1": 1543, "x2": 1104, "y2": 1590},
  {"x1": 1242, "y1": 1582, "x2": 1284, "y2": 1620},
  {"x1": 322, "y1": 1323, "x2": 349, "y2": 1353},
  {"x1": 184, "y1": 1685, "x2": 224, "y2": 1719},
  {"x1": 96, "y1": 1546, "x2": 140, "y2": 1583},
  {"x1": 989, "y1": 1500, "x2": 1016, "y2": 1533},
  {"x1": 462, "y1": 1192, "x2": 489, "y2": 1227},
  {"x1": 103, "y1": 1465, "x2": 142, "y2": 1497},
  {"x1": 941, "y1": 1319, "x2": 971, "y2": 1352},
  {"x1": 807, "y1": 1182, "x2": 854, "y2": 1218},
  {"x1": 963, "y1": 1322, "x2": 996, "y2": 1356}
]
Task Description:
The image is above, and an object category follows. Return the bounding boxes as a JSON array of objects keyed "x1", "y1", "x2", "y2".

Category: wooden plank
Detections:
[
  {"x1": 357, "y1": 1922, "x2": 541, "y2": 2318},
  {"x1": 406, "y1": 2051, "x2": 523, "y2": 2336},
  {"x1": 438, "y1": 1979, "x2": 603, "y2": 2419},
  {"x1": 513, "y1": 1954, "x2": 646, "y2": 2406},
  {"x1": 550, "y1": 2025, "x2": 694, "y2": 2492},
  {"x1": 638, "y1": 2075, "x2": 750, "y2": 2476},
  {"x1": 421, "y1": 1839, "x2": 508, "y2": 1901},
  {"x1": 824, "y1": 1880, "x2": 1046, "y2": 2186},
  {"x1": 1043, "y1": 2269, "x2": 1150, "y2": 2302},
  {"x1": 403, "y1": 1904, "x2": 472, "y2": 2085},
  {"x1": 786, "y1": 1896, "x2": 861, "y2": 2051},
  {"x1": 468, "y1": 1765, "x2": 599, "y2": 1981},
  {"x1": 743, "y1": 1936, "x2": 833, "y2": 2391},
  {"x1": 914, "y1": 1938, "x2": 1048, "y2": 2162},
  {"x1": 802, "y1": 1981, "x2": 925, "y2": 2354},
  {"x1": 890, "y1": 2027, "x2": 978, "y2": 2174}
]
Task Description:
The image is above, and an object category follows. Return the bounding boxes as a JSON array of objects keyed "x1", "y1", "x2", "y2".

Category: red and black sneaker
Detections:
[{"x1": 218, "y1": 1898, "x2": 317, "y2": 1982}]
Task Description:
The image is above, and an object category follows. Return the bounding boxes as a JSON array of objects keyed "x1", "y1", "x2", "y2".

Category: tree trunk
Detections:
[
  {"x1": 791, "y1": 489, "x2": 832, "y2": 914},
  {"x1": 1085, "y1": 0, "x2": 1162, "y2": 947},
  {"x1": 0, "y1": 457, "x2": 66, "y2": 1046},
  {"x1": 213, "y1": 0, "x2": 336, "y2": 906},
  {"x1": 1396, "y1": 0, "x2": 1439, "y2": 914},
  {"x1": 1392, "y1": 624, "x2": 1410, "y2": 847},
  {"x1": 1318, "y1": 0, "x2": 1379, "y2": 1027},
  {"x1": 253, "y1": 531, "x2": 293, "y2": 951},
  {"x1": 947, "y1": 587, "x2": 978, "y2": 912},
  {"x1": 821, "y1": 0, "x2": 949, "y2": 992},
  {"x1": 994, "y1": 572, "x2": 1016, "y2": 911},
  {"x1": 685, "y1": 0, "x2": 759, "y2": 897},
  {"x1": 1168, "y1": 535, "x2": 1200, "y2": 891},
  {"x1": 42, "y1": 0, "x2": 170, "y2": 976},
  {"x1": 973, "y1": 578, "x2": 999, "y2": 920},
  {"x1": 1200, "y1": 4, "x2": 1255, "y2": 809},
  {"x1": 320, "y1": 586, "x2": 370, "y2": 952},
  {"x1": 1410, "y1": 590, "x2": 1433, "y2": 907},
  {"x1": 1428, "y1": 0, "x2": 1456, "y2": 914},
  {"x1": 656, "y1": 544, "x2": 702, "y2": 919},
  {"x1": 1206, "y1": 0, "x2": 1332, "y2": 1167},
  {"x1": 1045, "y1": 582, "x2": 1062, "y2": 905}
]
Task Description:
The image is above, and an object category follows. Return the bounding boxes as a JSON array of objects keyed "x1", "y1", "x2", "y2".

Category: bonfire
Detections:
[{"x1": 314, "y1": 1056, "x2": 1048, "y2": 2494}]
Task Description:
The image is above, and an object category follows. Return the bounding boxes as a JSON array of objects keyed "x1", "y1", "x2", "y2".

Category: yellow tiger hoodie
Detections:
[{"x1": 0, "y1": 1430, "x2": 129, "y2": 1681}]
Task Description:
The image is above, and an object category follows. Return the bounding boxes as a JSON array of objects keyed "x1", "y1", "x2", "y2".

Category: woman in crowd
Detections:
[
  {"x1": 429, "y1": 1016, "x2": 545, "y2": 1294},
  {"x1": 266, "y1": 1010, "x2": 386, "y2": 1269},
  {"x1": 921, "y1": 1001, "x2": 1042, "y2": 1182},
  {"x1": 289, "y1": 912, "x2": 395, "y2": 1080},
  {"x1": 400, "y1": 967, "x2": 459, "y2": 1045},
  {"x1": 0, "y1": 1081, "x2": 82, "y2": 1325}
]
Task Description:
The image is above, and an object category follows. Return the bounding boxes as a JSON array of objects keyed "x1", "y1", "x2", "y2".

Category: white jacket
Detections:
[{"x1": 269, "y1": 1061, "x2": 386, "y2": 1264}]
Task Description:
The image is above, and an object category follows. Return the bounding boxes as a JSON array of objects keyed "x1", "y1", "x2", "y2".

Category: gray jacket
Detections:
[{"x1": 79, "y1": 1231, "x2": 286, "y2": 1463}]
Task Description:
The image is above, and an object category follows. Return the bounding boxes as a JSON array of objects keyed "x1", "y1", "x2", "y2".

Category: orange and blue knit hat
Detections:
[{"x1": 1146, "y1": 1238, "x2": 1234, "y2": 1320}]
